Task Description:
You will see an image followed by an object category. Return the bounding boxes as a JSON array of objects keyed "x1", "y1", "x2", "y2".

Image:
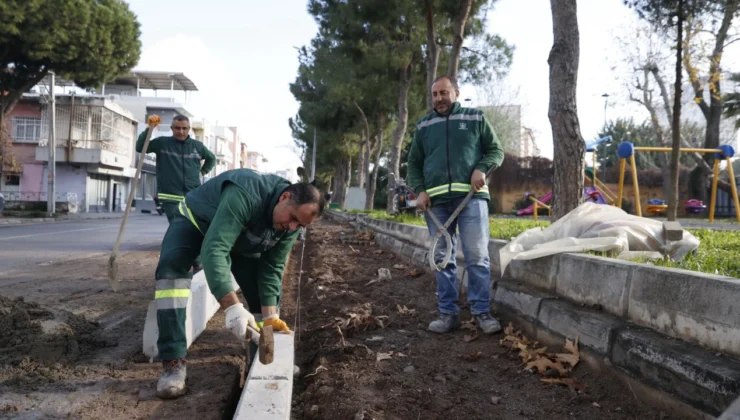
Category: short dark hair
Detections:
[
  {"x1": 172, "y1": 115, "x2": 190, "y2": 125},
  {"x1": 284, "y1": 183, "x2": 325, "y2": 217},
  {"x1": 432, "y1": 75, "x2": 459, "y2": 91}
]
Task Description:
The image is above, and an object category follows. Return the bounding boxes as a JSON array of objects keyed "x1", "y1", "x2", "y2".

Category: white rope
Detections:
[{"x1": 294, "y1": 229, "x2": 307, "y2": 344}]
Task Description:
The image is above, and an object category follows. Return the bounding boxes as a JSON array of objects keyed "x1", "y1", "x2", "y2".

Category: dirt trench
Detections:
[{"x1": 287, "y1": 220, "x2": 699, "y2": 420}]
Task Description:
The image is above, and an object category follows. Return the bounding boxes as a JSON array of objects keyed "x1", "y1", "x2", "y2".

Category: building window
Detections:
[
  {"x1": 12, "y1": 116, "x2": 42, "y2": 143},
  {"x1": 4, "y1": 174, "x2": 20, "y2": 186}
]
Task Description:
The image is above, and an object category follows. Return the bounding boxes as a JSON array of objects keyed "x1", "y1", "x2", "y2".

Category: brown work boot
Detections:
[{"x1": 156, "y1": 358, "x2": 187, "y2": 399}]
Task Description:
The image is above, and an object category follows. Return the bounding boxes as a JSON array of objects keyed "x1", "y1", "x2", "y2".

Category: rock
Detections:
[
  {"x1": 377, "y1": 268, "x2": 392, "y2": 281},
  {"x1": 403, "y1": 365, "x2": 415, "y2": 373},
  {"x1": 491, "y1": 396, "x2": 501, "y2": 405},
  {"x1": 317, "y1": 385, "x2": 334, "y2": 397}
]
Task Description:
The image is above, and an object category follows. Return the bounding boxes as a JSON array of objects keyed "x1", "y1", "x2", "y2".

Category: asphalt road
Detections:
[{"x1": 0, "y1": 214, "x2": 169, "y2": 275}]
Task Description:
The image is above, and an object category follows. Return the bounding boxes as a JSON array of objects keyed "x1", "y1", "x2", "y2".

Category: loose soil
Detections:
[
  {"x1": 0, "y1": 248, "x2": 246, "y2": 419},
  {"x1": 288, "y1": 220, "x2": 701, "y2": 420}
]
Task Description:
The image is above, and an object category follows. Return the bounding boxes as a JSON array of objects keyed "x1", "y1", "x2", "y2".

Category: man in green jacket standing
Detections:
[
  {"x1": 154, "y1": 168, "x2": 324, "y2": 399},
  {"x1": 136, "y1": 114, "x2": 216, "y2": 221},
  {"x1": 407, "y1": 75, "x2": 504, "y2": 335},
  {"x1": 137, "y1": 115, "x2": 215, "y2": 272}
]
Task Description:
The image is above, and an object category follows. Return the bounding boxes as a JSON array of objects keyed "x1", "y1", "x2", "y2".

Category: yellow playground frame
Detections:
[{"x1": 615, "y1": 142, "x2": 740, "y2": 223}]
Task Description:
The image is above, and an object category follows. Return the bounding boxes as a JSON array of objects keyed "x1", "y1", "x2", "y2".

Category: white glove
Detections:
[{"x1": 224, "y1": 303, "x2": 257, "y2": 340}]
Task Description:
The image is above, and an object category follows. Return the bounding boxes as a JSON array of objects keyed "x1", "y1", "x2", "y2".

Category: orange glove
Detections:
[
  {"x1": 262, "y1": 315, "x2": 291, "y2": 333},
  {"x1": 147, "y1": 114, "x2": 161, "y2": 128}
]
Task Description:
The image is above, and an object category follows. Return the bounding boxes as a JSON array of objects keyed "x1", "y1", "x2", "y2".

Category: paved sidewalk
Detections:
[{"x1": 0, "y1": 211, "x2": 154, "y2": 226}]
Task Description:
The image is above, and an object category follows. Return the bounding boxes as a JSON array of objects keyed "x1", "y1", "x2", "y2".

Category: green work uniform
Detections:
[
  {"x1": 136, "y1": 128, "x2": 216, "y2": 221},
  {"x1": 154, "y1": 169, "x2": 299, "y2": 361},
  {"x1": 406, "y1": 102, "x2": 504, "y2": 206}
]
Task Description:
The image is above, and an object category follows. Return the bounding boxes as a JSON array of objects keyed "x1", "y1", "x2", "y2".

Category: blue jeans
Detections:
[{"x1": 424, "y1": 198, "x2": 491, "y2": 315}]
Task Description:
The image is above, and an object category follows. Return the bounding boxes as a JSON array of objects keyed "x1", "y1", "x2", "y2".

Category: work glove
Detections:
[
  {"x1": 224, "y1": 303, "x2": 258, "y2": 340},
  {"x1": 147, "y1": 114, "x2": 161, "y2": 128},
  {"x1": 262, "y1": 314, "x2": 292, "y2": 333}
]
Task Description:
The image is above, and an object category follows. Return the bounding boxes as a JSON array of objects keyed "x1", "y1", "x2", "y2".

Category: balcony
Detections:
[{"x1": 35, "y1": 95, "x2": 137, "y2": 169}]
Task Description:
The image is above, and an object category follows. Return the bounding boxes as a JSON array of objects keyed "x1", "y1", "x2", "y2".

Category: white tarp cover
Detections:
[{"x1": 499, "y1": 202, "x2": 700, "y2": 275}]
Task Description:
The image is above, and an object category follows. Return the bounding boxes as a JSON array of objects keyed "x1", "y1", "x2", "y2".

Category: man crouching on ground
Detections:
[{"x1": 153, "y1": 168, "x2": 324, "y2": 399}]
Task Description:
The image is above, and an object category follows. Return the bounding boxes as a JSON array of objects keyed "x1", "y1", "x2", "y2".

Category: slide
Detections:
[
  {"x1": 584, "y1": 186, "x2": 607, "y2": 204},
  {"x1": 517, "y1": 191, "x2": 552, "y2": 216}
]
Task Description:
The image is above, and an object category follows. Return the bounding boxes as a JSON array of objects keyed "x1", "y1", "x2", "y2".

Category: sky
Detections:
[{"x1": 124, "y1": 0, "x2": 740, "y2": 169}]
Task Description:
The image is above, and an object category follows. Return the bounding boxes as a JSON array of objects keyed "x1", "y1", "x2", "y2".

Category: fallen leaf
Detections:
[
  {"x1": 408, "y1": 269, "x2": 423, "y2": 278},
  {"x1": 565, "y1": 337, "x2": 580, "y2": 358},
  {"x1": 374, "y1": 250, "x2": 384, "y2": 254},
  {"x1": 504, "y1": 322, "x2": 515, "y2": 335},
  {"x1": 463, "y1": 331, "x2": 479, "y2": 342},
  {"x1": 461, "y1": 320, "x2": 477, "y2": 332},
  {"x1": 396, "y1": 304, "x2": 416, "y2": 315},
  {"x1": 376, "y1": 352, "x2": 393, "y2": 362},
  {"x1": 396, "y1": 352, "x2": 408, "y2": 358},
  {"x1": 392, "y1": 264, "x2": 405, "y2": 270},
  {"x1": 349, "y1": 246, "x2": 360, "y2": 254},
  {"x1": 526, "y1": 358, "x2": 568, "y2": 377},
  {"x1": 462, "y1": 351, "x2": 483, "y2": 361},
  {"x1": 554, "y1": 353, "x2": 579, "y2": 367}
]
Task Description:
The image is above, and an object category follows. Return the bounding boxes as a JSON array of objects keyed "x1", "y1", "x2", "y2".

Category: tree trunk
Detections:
[
  {"x1": 357, "y1": 140, "x2": 365, "y2": 188},
  {"x1": 353, "y1": 100, "x2": 371, "y2": 188},
  {"x1": 334, "y1": 156, "x2": 352, "y2": 210},
  {"x1": 684, "y1": 2, "x2": 738, "y2": 205},
  {"x1": 659, "y1": 153, "x2": 672, "y2": 200},
  {"x1": 366, "y1": 114, "x2": 384, "y2": 210},
  {"x1": 386, "y1": 61, "x2": 413, "y2": 213},
  {"x1": 548, "y1": 0, "x2": 585, "y2": 221},
  {"x1": 425, "y1": 0, "x2": 440, "y2": 113},
  {"x1": 666, "y1": 0, "x2": 684, "y2": 221},
  {"x1": 447, "y1": 0, "x2": 473, "y2": 81}
]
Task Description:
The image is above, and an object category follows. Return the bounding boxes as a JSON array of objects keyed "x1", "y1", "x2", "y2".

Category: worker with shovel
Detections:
[
  {"x1": 406, "y1": 75, "x2": 504, "y2": 335},
  {"x1": 154, "y1": 168, "x2": 324, "y2": 399},
  {"x1": 136, "y1": 115, "x2": 216, "y2": 272}
]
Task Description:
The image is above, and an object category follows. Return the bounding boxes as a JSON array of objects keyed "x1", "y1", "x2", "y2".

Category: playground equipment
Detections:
[
  {"x1": 529, "y1": 194, "x2": 552, "y2": 221},
  {"x1": 646, "y1": 199, "x2": 668, "y2": 216},
  {"x1": 584, "y1": 136, "x2": 621, "y2": 206},
  {"x1": 685, "y1": 199, "x2": 707, "y2": 214},
  {"x1": 616, "y1": 142, "x2": 740, "y2": 222},
  {"x1": 517, "y1": 191, "x2": 552, "y2": 216}
]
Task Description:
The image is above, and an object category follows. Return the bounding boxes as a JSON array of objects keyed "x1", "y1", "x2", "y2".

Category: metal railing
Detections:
[
  {"x1": 0, "y1": 191, "x2": 78, "y2": 203},
  {"x1": 38, "y1": 102, "x2": 134, "y2": 157}
]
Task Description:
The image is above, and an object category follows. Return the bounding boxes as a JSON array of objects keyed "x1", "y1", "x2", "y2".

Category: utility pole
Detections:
[
  {"x1": 600, "y1": 93, "x2": 610, "y2": 182},
  {"x1": 47, "y1": 72, "x2": 57, "y2": 217},
  {"x1": 310, "y1": 127, "x2": 317, "y2": 182}
]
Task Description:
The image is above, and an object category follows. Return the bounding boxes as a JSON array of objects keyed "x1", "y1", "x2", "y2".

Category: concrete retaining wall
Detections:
[{"x1": 327, "y1": 210, "x2": 740, "y2": 415}]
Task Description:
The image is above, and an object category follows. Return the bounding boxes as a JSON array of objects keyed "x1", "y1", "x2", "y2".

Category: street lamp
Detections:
[{"x1": 601, "y1": 93, "x2": 610, "y2": 127}]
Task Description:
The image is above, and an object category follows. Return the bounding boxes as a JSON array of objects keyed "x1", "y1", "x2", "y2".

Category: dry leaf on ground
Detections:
[
  {"x1": 376, "y1": 352, "x2": 393, "y2": 362},
  {"x1": 392, "y1": 264, "x2": 405, "y2": 270},
  {"x1": 526, "y1": 358, "x2": 568, "y2": 376},
  {"x1": 396, "y1": 304, "x2": 415, "y2": 315},
  {"x1": 408, "y1": 269, "x2": 423, "y2": 278}
]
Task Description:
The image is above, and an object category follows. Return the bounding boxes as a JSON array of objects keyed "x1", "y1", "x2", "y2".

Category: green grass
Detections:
[
  {"x1": 651, "y1": 229, "x2": 740, "y2": 278},
  {"x1": 353, "y1": 209, "x2": 740, "y2": 278},
  {"x1": 357, "y1": 210, "x2": 549, "y2": 240}
]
